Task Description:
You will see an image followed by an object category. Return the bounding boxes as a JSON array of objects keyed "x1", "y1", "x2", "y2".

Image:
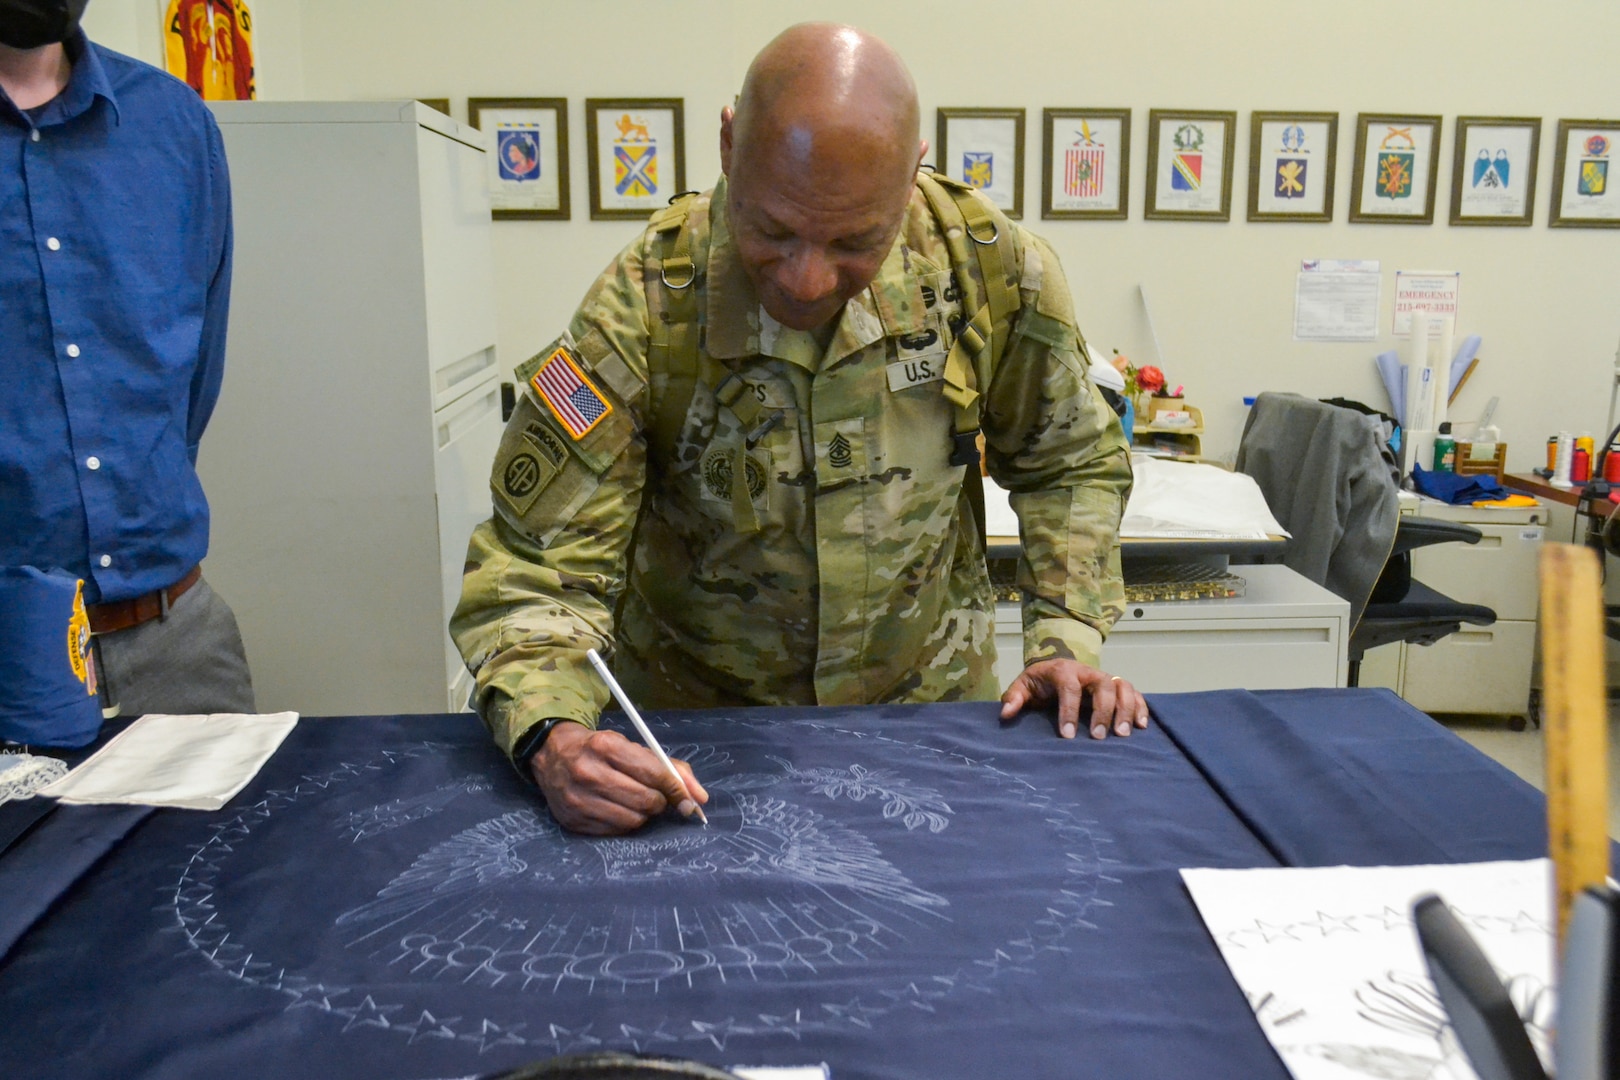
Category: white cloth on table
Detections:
[{"x1": 38, "y1": 712, "x2": 298, "y2": 810}]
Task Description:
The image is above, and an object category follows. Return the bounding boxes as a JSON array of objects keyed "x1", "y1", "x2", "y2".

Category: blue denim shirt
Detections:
[{"x1": 0, "y1": 32, "x2": 232, "y2": 605}]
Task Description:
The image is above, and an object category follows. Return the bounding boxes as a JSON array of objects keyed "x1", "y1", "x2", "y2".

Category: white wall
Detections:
[{"x1": 85, "y1": 0, "x2": 1620, "y2": 469}]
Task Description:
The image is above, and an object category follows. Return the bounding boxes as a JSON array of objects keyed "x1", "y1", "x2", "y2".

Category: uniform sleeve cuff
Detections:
[
  {"x1": 484, "y1": 693, "x2": 596, "y2": 762},
  {"x1": 1022, "y1": 617, "x2": 1105, "y2": 670}
]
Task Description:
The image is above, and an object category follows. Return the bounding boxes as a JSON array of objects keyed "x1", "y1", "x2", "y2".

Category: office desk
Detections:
[
  {"x1": 1506, "y1": 472, "x2": 1619, "y2": 514},
  {"x1": 0, "y1": 691, "x2": 1547, "y2": 1079}
]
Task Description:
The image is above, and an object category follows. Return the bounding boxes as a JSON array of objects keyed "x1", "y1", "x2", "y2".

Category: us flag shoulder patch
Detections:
[{"x1": 531, "y1": 346, "x2": 612, "y2": 439}]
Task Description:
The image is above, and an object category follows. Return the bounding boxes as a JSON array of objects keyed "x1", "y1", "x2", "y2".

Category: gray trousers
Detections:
[{"x1": 95, "y1": 577, "x2": 256, "y2": 717}]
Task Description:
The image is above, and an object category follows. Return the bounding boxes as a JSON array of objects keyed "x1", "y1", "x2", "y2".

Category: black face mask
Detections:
[{"x1": 0, "y1": 0, "x2": 90, "y2": 50}]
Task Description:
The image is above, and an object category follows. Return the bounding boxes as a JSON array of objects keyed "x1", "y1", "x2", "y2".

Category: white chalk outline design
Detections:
[{"x1": 166, "y1": 718, "x2": 1116, "y2": 1057}]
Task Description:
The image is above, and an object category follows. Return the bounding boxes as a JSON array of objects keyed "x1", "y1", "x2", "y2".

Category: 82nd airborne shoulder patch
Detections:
[{"x1": 531, "y1": 345, "x2": 612, "y2": 439}]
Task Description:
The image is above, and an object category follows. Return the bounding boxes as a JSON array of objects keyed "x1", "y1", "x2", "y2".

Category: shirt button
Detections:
[
  {"x1": 86, "y1": 456, "x2": 101, "y2": 470},
  {"x1": 99, "y1": 554, "x2": 112, "y2": 568},
  {"x1": 30, "y1": 129, "x2": 40, "y2": 143},
  {"x1": 65, "y1": 343, "x2": 80, "y2": 358},
  {"x1": 46, "y1": 237, "x2": 60, "y2": 251}
]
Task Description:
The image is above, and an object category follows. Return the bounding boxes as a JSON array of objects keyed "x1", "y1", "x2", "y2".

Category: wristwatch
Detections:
[{"x1": 512, "y1": 717, "x2": 575, "y2": 777}]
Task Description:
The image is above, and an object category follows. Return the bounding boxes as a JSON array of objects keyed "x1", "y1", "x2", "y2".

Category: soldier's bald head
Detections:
[
  {"x1": 719, "y1": 24, "x2": 925, "y2": 332},
  {"x1": 730, "y1": 23, "x2": 920, "y2": 192}
]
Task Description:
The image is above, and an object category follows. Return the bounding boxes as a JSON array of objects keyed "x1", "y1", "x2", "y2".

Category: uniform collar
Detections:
[
  {"x1": 704, "y1": 178, "x2": 930, "y2": 371},
  {"x1": 11, "y1": 30, "x2": 121, "y2": 129}
]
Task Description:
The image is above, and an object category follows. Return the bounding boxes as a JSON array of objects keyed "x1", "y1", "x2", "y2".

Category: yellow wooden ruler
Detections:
[{"x1": 1537, "y1": 542, "x2": 1611, "y2": 946}]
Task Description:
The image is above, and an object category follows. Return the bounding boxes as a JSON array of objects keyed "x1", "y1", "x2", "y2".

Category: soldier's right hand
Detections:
[{"x1": 530, "y1": 722, "x2": 709, "y2": 835}]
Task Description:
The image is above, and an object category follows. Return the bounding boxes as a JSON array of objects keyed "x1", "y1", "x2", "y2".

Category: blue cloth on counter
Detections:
[
  {"x1": 0, "y1": 567, "x2": 104, "y2": 747},
  {"x1": 0, "y1": 691, "x2": 1553, "y2": 1080},
  {"x1": 0, "y1": 31, "x2": 233, "y2": 604},
  {"x1": 1411, "y1": 464, "x2": 1507, "y2": 504}
]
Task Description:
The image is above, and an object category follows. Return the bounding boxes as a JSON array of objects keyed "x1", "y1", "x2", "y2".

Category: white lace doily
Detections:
[{"x1": 0, "y1": 753, "x2": 70, "y2": 804}]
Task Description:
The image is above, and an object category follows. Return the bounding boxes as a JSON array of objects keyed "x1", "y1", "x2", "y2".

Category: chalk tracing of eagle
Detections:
[{"x1": 331, "y1": 754, "x2": 954, "y2": 996}]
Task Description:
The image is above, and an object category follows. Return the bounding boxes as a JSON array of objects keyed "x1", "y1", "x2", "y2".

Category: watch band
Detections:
[{"x1": 512, "y1": 717, "x2": 574, "y2": 774}]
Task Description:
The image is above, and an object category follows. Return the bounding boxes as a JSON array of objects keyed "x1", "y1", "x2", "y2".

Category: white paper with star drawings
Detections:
[{"x1": 1181, "y1": 859, "x2": 1554, "y2": 1080}]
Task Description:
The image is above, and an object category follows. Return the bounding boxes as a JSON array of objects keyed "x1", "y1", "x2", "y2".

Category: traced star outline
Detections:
[
  {"x1": 690, "y1": 1016, "x2": 752, "y2": 1050},
  {"x1": 462, "y1": 1018, "x2": 528, "y2": 1054},
  {"x1": 620, "y1": 1021, "x2": 681, "y2": 1052},
  {"x1": 820, "y1": 997, "x2": 882, "y2": 1029},
  {"x1": 1301, "y1": 910, "x2": 1360, "y2": 937},
  {"x1": 284, "y1": 983, "x2": 352, "y2": 1013},
  {"x1": 547, "y1": 1022, "x2": 602, "y2": 1055},
  {"x1": 880, "y1": 982, "x2": 940, "y2": 1012},
  {"x1": 398, "y1": 1009, "x2": 461, "y2": 1044},
  {"x1": 755, "y1": 1010, "x2": 806, "y2": 1040},
  {"x1": 340, "y1": 994, "x2": 402, "y2": 1032}
]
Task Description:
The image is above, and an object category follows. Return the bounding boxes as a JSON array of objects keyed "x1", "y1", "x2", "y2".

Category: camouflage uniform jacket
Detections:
[{"x1": 452, "y1": 175, "x2": 1132, "y2": 761}]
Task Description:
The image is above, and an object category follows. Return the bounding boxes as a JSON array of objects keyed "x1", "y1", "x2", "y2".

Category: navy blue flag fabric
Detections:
[
  {"x1": 0, "y1": 690, "x2": 1547, "y2": 1080},
  {"x1": 0, "y1": 565, "x2": 104, "y2": 747}
]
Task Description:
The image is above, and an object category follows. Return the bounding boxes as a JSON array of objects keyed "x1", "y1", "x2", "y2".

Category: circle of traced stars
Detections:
[
  {"x1": 166, "y1": 724, "x2": 1119, "y2": 1056},
  {"x1": 1220, "y1": 904, "x2": 1550, "y2": 950}
]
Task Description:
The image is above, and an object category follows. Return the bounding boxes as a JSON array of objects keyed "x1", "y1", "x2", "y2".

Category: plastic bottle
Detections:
[
  {"x1": 1553, "y1": 432, "x2": 1575, "y2": 488},
  {"x1": 1432, "y1": 422, "x2": 1456, "y2": 472}
]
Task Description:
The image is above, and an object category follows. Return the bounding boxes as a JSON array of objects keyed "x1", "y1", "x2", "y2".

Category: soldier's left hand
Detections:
[{"x1": 999, "y1": 659, "x2": 1150, "y2": 740}]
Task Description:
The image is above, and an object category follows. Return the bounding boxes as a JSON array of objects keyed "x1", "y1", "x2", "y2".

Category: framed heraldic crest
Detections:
[
  {"x1": 1349, "y1": 113, "x2": 1442, "y2": 224},
  {"x1": 1248, "y1": 111, "x2": 1338, "y2": 222},
  {"x1": 1041, "y1": 108, "x2": 1130, "y2": 220},
  {"x1": 585, "y1": 98, "x2": 686, "y2": 221},
  {"x1": 1145, "y1": 109, "x2": 1236, "y2": 221},
  {"x1": 1450, "y1": 116, "x2": 1541, "y2": 226},
  {"x1": 467, "y1": 97, "x2": 569, "y2": 221},
  {"x1": 936, "y1": 107, "x2": 1026, "y2": 219},
  {"x1": 1549, "y1": 118, "x2": 1620, "y2": 228}
]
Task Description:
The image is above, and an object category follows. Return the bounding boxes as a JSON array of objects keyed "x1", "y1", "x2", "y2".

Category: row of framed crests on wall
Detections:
[{"x1": 421, "y1": 97, "x2": 1618, "y2": 229}]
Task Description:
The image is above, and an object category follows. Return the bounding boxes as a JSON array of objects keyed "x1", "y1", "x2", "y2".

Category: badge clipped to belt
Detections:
[{"x1": 0, "y1": 566, "x2": 104, "y2": 747}]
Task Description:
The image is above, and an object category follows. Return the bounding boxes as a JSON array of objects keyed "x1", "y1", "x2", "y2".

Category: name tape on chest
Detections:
[
  {"x1": 531, "y1": 345, "x2": 612, "y2": 439},
  {"x1": 887, "y1": 355, "x2": 945, "y2": 392}
]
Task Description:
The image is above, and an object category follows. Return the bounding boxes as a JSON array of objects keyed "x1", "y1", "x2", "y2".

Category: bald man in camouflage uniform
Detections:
[{"x1": 453, "y1": 23, "x2": 1142, "y2": 835}]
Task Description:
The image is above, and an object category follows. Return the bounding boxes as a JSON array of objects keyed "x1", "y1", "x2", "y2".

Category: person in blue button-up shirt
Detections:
[{"x1": 0, "y1": 2, "x2": 254, "y2": 735}]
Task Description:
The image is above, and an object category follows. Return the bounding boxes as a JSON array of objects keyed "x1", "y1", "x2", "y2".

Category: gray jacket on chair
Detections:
[{"x1": 1235, "y1": 393, "x2": 1399, "y2": 630}]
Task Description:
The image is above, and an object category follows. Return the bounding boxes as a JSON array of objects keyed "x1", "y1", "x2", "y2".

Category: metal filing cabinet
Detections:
[
  {"x1": 994, "y1": 564, "x2": 1350, "y2": 692},
  {"x1": 200, "y1": 101, "x2": 502, "y2": 715},
  {"x1": 1356, "y1": 496, "x2": 1545, "y2": 721}
]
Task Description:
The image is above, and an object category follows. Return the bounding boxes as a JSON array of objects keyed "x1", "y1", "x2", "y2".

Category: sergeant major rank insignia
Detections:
[{"x1": 531, "y1": 345, "x2": 611, "y2": 439}]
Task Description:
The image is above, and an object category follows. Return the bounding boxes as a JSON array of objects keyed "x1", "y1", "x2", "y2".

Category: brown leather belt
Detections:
[{"x1": 87, "y1": 565, "x2": 202, "y2": 635}]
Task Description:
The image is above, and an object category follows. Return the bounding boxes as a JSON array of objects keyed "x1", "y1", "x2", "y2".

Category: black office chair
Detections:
[{"x1": 1235, "y1": 393, "x2": 1496, "y2": 687}]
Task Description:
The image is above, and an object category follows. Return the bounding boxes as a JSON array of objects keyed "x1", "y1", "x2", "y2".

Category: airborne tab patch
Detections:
[{"x1": 531, "y1": 346, "x2": 612, "y2": 439}]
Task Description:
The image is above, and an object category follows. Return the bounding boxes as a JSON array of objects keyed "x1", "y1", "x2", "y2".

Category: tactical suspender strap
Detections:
[
  {"x1": 915, "y1": 171, "x2": 1023, "y2": 550},
  {"x1": 915, "y1": 171, "x2": 1021, "y2": 444},
  {"x1": 644, "y1": 195, "x2": 764, "y2": 533},
  {"x1": 645, "y1": 195, "x2": 701, "y2": 469}
]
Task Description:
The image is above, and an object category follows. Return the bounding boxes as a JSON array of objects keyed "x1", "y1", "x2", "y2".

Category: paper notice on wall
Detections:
[
  {"x1": 1393, "y1": 270, "x2": 1460, "y2": 336},
  {"x1": 1292, "y1": 260, "x2": 1380, "y2": 342}
]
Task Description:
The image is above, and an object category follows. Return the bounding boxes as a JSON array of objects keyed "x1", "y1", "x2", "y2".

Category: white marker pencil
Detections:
[{"x1": 585, "y1": 648, "x2": 707, "y2": 825}]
